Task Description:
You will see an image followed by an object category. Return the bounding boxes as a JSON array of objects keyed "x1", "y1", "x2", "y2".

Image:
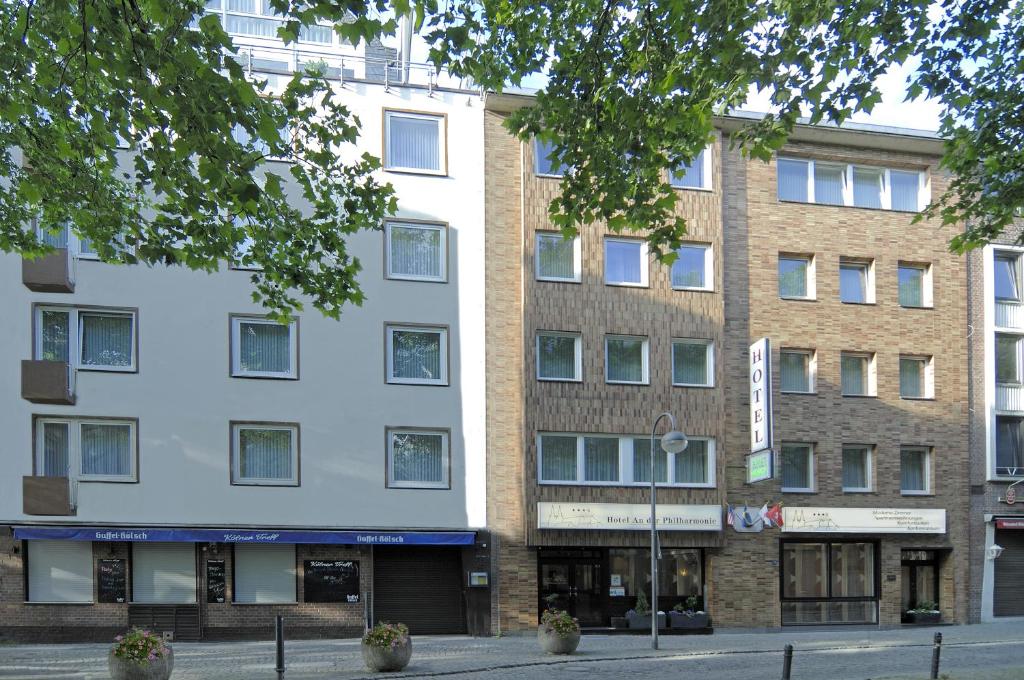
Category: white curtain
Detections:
[
  {"x1": 673, "y1": 342, "x2": 708, "y2": 385},
  {"x1": 814, "y1": 165, "x2": 844, "y2": 205},
  {"x1": 605, "y1": 240, "x2": 642, "y2": 284},
  {"x1": 900, "y1": 358, "x2": 924, "y2": 397},
  {"x1": 831, "y1": 543, "x2": 874, "y2": 597},
  {"x1": 606, "y1": 337, "x2": 644, "y2": 382},
  {"x1": 901, "y1": 449, "x2": 926, "y2": 491},
  {"x1": 780, "y1": 352, "x2": 809, "y2": 392},
  {"x1": 538, "y1": 334, "x2": 576, "y2": 379},
  {"x1": 778, "y1": 258, "x2": 808, "y2": 297},
  {"x1": 777, "y1": 159, "x2": 809, "y2": 202},
  {"x1": 899, "y1": 266, "x2": 923, "y2": 306},
  {"x1": 840, "y1": 264, "x2": 866, "y2": 303},
  {"x1": 782, "y1": 445, "x2": 810, "y2": 488},
  {"x1": 852, "y1": 167, "x2": 883, "y2": 208},
  {"x1": 671, "y1": 245, "x2": 706, "y2": 288},
  {"x1": 81, "y1": 423, "x2": 132, "y2": 477},
  {"x1": 540, "y1": 435, "x2": 577, "y2": 481},
  {"x1": 239, "y1": 428, "x2": 292, "y2": 480},
  {"x1": 240, "y1": 322, "x2": 291, "y2": 374},
  {"x1": 842, "y1": 447, "x2": 868, "y2": 489},
  {"x1": 41, "y1": 310, "x2": 70, "y2": 362},
  {"x1": 841, "y1": 355, "x2": 866, "y2": 395},
  {"x1": 632, "y1": 438, "x2": 667, "y2": 483},
  {"x1": 389, "y1": 115, "x2": 440, "y2": 170},
  {"x1": 676, "y1": 440, "x2": 708, "y2": 484},
  {"x1": 226, "y1": 0, "x2": 255, "y2": 10},
  {"x1": 392, "y1": 330, "x2": 442, "y2": 380},
  {"x1": 392, "y1": 432, "x2": 444, "y2": 483},
  {"x1": 890, "y1": 170, "x2": 920, "y2": 211},
  {"x1": 80, "y1": 314, "x2": 133, "y2": 367},
  {"x1": 390, "y1": 225, "x2": 442, "y2": 278},
  {"x1": 583, "y1": 437, "x2": 618, "y2": 481},
  {"x1": 42, "y1": 422, "x2": 69, "y2": 477},
  {"x1": 671, "y1": 150, "x2": 704, "y2": 188},
  {"x1": 536, "y1": 234, "x2": 575, "y2": 279}
]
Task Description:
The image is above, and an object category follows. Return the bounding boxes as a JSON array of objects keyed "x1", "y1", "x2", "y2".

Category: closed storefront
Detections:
[
  {"x1": 373, "y1": 547, "x2": 466, "y2": 635},
  {"x1": 993, "y1": 524, "x2": 1024, "y2": 617},
  {"x1": 233, "y1": 544, "x2": 296, "y2": 604},
  {"x1": 27, "y1": 540, "x2": 94, "y2": 603},
  {"x1": 781, "y1": 540, "x2": 878, "y2": 625},
  {"x1": 132, "y1": 543, "x2": 196, "y2": 604}
]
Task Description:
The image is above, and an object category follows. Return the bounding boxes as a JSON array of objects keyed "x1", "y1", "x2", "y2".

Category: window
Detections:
[
  {"x1": 538, "y1": 433, "x2": 715, "y2": 486},
  {"x1": 839, "y1": 258, "x2": 874, "y2": 304},
  {"x1": 671, "y1": 243, "x2": 713, "y2": 291},
  {"x1": 387, "y1": 428, "x2": 450, "y2": 489},
  {"x1": 132, "y1": 543, "x2": 197, "y2": 604},
  {"x1": 536, "y1": 332, "x2": 582, "y2": 382},
  {"x1": 34, "y1": 306, "x2": 137, "y2": 372},
  {"x1": 777, "y1": 158, "x2": 809, "y2": 202},
  {"x1": 28, "y1": 541, "x2": 94, "y2": 603},
  {"x1": 852, "y1": 167, "x2": 883, "y2": 209},
  {"x1": 995, "y1": 252, "x2": 1022, "y2": 302},
  {"x1": 605, "y1": 335, "x2": 649, "y2": 384},
  {"x1": 385, "y1": 221, "x2": 447, "y2": 282},
  {"x1": 890, "y1": 170, "x2": 922, "y2": 211},
  {"x1": 669, "y1": 148, "x2": 711, "y2": 190},
  {"x1": 901, "y1": 447, "x2": 930, "y2": 494},
  {"x1": 840, "y1": 352, "x2": 874, "y2": 396},
  {"x1": 898, "y1": 263, "x2": 932, "y2": 308},
  {"x1": 231, "y1": 316, "x2": 298, "y2": 379},
  {"x1": 534, "y1": 138, "x2": 566, "y2": 177},
  {"x1": 814, "y1": 164, "x2": 845, "y2": 206},
  {"x1": 383, "y1": 110, "x2": 445, "y2": 174},
  {"x1": 781, "y1": 443, "x2": 814, "y2": 492},
  {"x1": 231, "y1": 423, "x2": 299, "y2": 486},
  {"x1": 672, "y1": 339, "x2": 714, "y2": 387},
  {"x1": 35, "y1": 418, "x2": 137, "y2": 482},
  {"x1": 780, "y1": 350, "x2": 815, "y2": 393},
  {"x1": 997, "y1": 334, "x2": 1021, "y2": 383},
  {"x1": 233, "y1": 544, "x2": 297, "y2": 604},
  {"x1": 777, "y1": 157, "x2": 924, "y2": 212},
  {"x1": 386, "y1": 325, "x2": 449, "y2": 385},
  {"x1": 996, "y1": 416, "x2": 1024, "y2": 477},
  {"x1": 604, "y1": 238, "x2": 649, "y2": 286},
  {"x1": 778, "y1": 255, "x2": 814, "y2": 299},
  {"x1": 35, "y1": 220, "x2": 99, "y2": 259},
  {"x1": 535, "y1": 232, "x2": 581, "y2": 282},
  {"x1": 781, "y1": 541, "x2": 877, "y2": 625},
  {"x1": 900, "y1": 355, "x2": 933, "y2": 399},
  {"x1": 841, "y1": 445, "x2": 872, "y2": 492}
]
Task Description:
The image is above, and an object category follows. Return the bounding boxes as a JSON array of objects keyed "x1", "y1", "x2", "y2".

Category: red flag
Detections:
[{"x1": 766, "y1": 503, "x2": 784, "y2": 527}]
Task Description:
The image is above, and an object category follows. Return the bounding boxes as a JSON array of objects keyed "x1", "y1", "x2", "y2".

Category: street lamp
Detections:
[{"x1": 650, "y1": 412, "x2": 687, "y2": 650}]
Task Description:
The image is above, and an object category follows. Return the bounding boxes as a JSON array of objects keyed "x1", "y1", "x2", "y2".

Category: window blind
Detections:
[
  {"x1": 852, "y1": 167, "x2": 883, "y2": 208},
  {"x1": 80, "y1": 314, "x2": 133, "y2": 368},
  {"x1": 890, "y1": 170, "x2": 920, "y2": 211},
  {"x1": 42, "y1": 422, "x2": 70, "y2": 477},
  {"x1": 671, "y1": 151, "x2": 704, "y2": 188},
  {"x1": 605, "y1": 240, "x2": 643, "y2": 284},
  {"x1": 777, "y1": 159, "x2": 809, "y2": 202},
  {"x1": 389, "y1": 224, "x2": 442, "y2": 279},
  {"x1": 841, "y1": 355, "x2": 867, "y2": 395},
  {"x1": 673, "y1": 342, "x2": 709, "y2": 385},
  {"x1": 676, "y1": 440, "x2": 708, "y2": 484},
  {"x1": 671, "y1": 245, "x2": 707, "y2": 288},
  {"x1": 28, "y1": 540, "x2": 93, "y2": 603},
  {"x1": 813, "y1": 165, "x2": 844, "y2": 205},
  {"x1": 583, "y1": 437, "x2": 618, "y2": 482},
  {"x1": 632, "y1": 439, "x2": 668, "y2": 483},
  {"x1": 239, "y1": 321, "x2": 291, "y2": 374},
  {"x1": 238, "y1": 428, "x2": 293, "y2": 481},
  {"x1": 234, "y1": 544, "x2": 296, "y2": 604},
  {"x1": 391, "y1": 431, "x2": 445, "y2": 484},
  {"x1": 40, "y1": 310, "x2": 71, "y2": 363},
  {"x1": 388, "y1": 115, "x2": 440, "y2": 171},
  {"x1": 779, "y1": 258, "x2": 808, "y2": 297},
  {"x1": 391, "y1": 330, "x2": 442, "y2": 380},
  {"x1": 898, "y1": 266, "x2": 924, "y2": 306},
  {"x1": 537, "y1": 334, "x2": 577, "y2": 380},
  {"x1": 782, "y1": 445, "x2": 810, "y2": 489},
  {"x1": 780, "y1": 352, "x2": 810, "y2": 392},
  {"x1": 132, "y1": 543, "x2": 196, "y2": 603},
  {"x1": 900, "y1": 359, "x2": 925, "y2": 397},
  {"x1": 80, "y1": 423, "x2": 132, "y2": 477},
  {"x1": 536, "y1": 234, "x2": 575, "y2": 279},
  {"x1": 606, "y1": 337, "x2": 644, "y2": 382},
  {"x1": 540, "y1": 435, "x2": 577, "y2": 481},
  {"x1": 842, "y1": 447, "x2": 868, "y2": 489},
  {"x1": 901, "y1": 449, "x2": 927, "y2": 492}
]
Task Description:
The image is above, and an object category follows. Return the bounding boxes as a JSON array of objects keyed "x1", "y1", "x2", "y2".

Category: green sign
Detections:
[{"x1": 747, "y1": 449, "x2": 773, "y2": 483}]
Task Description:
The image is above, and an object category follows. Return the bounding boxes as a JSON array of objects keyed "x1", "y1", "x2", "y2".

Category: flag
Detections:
[
  {"x1": 758, "y1": 503, "x2": 771, "y2": 527},
  {"x1": 766, "y1": 503, "x2": 784, "y2": 528},
  {"x1": 726, "y1": 504, "x2": 734, "y2": 526}
]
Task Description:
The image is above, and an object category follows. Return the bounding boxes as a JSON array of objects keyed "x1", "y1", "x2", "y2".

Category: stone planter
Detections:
[
  {"x1": 362, "y1": 638, "x2": 413, "y2": 672},
  {"x1": 626, "y1": 612, "x2": 666, "y2": 630},
  {"x1": 610, "y1": 616, "x2": 629, "y2": 629},
  {"x1": 537, "y1": 624, "x2": 581, "y2": 655},
  {"x1": 669, "y1": 612, "x2": 709, "y2": 629},
  {"x1": 906, "y1": 611, "x2": 941, "y2": 625},
  {"x1": 108, "y1": 648, "x2": 174, "y2": 680}
]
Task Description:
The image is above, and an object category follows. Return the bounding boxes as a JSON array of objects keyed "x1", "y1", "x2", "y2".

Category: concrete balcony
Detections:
[
  {"x1": 22, "y1": 476, "x2": 75, "y2": 516},
  {"x1": 22, "y1": 249, "x2": 75, "y2": 292},
  {"x1": 21, "y1": 360, "x2": 75, "y2": 405},
  {"x1": 996, "y1": 300, "x2": 1024, "y2": 330}
]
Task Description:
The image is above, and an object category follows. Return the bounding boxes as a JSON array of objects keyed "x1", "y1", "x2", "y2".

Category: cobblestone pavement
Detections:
[{"x1": 2, "y1": 622, "x2": 1024, "y2": 679}]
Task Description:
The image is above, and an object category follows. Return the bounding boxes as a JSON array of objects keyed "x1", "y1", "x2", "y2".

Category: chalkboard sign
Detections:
[
  {"x1": 207, "y1": 560, "x2": 226, "y2": 603},
  {"x1": 98, "y1": 559, "x2": 126, "y2": 603},
  {"x1": 303, "y1": 560, "x2": 359, "y2": 603}
]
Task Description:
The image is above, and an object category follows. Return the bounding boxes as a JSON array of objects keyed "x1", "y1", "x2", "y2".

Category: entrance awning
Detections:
[{"x1": 13, "y1": 526, "x2": 476, "y2": 546}]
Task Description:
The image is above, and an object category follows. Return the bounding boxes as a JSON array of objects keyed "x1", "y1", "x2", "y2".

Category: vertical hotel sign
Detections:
[{"x1": 749, "y1": 337, "x2": 773, "y2": 467}]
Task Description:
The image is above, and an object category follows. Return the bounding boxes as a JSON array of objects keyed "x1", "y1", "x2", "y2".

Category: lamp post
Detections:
[{"x1": 650, "y1": 412, "x2": 688, "y2": 650}]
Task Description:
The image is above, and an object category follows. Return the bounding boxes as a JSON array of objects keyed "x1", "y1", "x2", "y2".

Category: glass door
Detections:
[{"x1": 538, "y1": 552, "x2": 605, "y2": 626}]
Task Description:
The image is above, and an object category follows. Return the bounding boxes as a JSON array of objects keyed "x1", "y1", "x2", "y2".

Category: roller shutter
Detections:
[
  {"x1": 132, "y1": 543, "x2": 197, "y2": 603},
  {"x1": 373, "y1": 547, "x2": 465, "y2": 634},
  {"x1": 234, "y1": 544, "x2": 296, "y2": 603},
  {"x1": 994, "y1": 529, "x2": 1024, "y2": 616},
  {"x1": 28, "y1": 540, "x2": 93, "y2": 603}
]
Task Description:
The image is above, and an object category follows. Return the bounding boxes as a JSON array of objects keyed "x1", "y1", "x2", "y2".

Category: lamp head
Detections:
[
  {"x1": 988, "y1": 544, "x2": 1005, "y2": 560},
  {"x1": 661, "y1": 430, "x2": 688, "y2": 454}
]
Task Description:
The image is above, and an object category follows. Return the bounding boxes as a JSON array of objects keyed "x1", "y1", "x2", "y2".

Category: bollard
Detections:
[
  {"x1": 275, "y1": 614, "x2": 285, "y2": 679},
  {"x1": 782, "y1": 643, "x2": 794, "y2": 680},
  {"x1": 930, "y1": 632, "x2": 942, "y2": 679}
]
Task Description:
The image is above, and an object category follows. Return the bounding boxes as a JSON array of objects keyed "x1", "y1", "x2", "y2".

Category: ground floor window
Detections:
[
  {"x1": 27, "y1": 540, "x2": 93, "y2": 603},
  {"x1": 132, "y1": 543, "x2": 197, "y2": 604},
  {"x1": 233, "y1": 543, "x2": 297, "y2": 604},
  {"x1": 901, "y1": 550, "x2": 939, "y2": 621},
  {"x1": 781, "y1": 540, "x2": 878, "y2": 625}
]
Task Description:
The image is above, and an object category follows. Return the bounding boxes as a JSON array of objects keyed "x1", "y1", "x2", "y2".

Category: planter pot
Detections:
[
  {"x1": 537, "y1": 625, "x2": 581, "y2": 655},
  {"x1": 610, "y1": 616, "x2": 629, "y2": 629},
  {"x1": 626, "y1": 613, "x2": 666, "y2": 630},
  {"x1": 362, "y1": 638, "x2": 412, "y2": 672},
  {"x1": 108, "y1": 648, "x2": 174, "y2": 680},
  {"x1": 669, "y1": 612, "x2": 709, "y2": 629},
  {"x1": 906, "y1": 612, "x2": 941, "y2": 625}
]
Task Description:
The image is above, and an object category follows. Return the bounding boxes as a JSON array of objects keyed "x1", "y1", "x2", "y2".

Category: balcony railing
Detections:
[
  {"x1": 996, "y1": 300, "x2": 1024, "y2": 330},
  {"x1": 997, "y1": 383, "x2": 1024, "y2": 412}
]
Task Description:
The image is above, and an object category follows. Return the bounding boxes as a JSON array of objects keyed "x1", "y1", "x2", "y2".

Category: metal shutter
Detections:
[
  {"x1": 28, "y1": 540, "x2": 93, "y2": 603},
  {"x1": 994, "y1": 529, "x2": 1024, "y2": 616},
  {"x1": 373, "y1": 547, "x2": 466, "y2": 634},
  {"x1": 132, "y1": 543, "x2": 197, "y2": 603},
  {"x1": 234, "y1": 544, "x2": 296, "y2": 603}
]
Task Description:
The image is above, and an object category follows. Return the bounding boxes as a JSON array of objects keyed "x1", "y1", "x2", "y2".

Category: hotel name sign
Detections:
[
  {"x1": 538, "y1": 502, "x2": 723, "y2": 532},
  {"x1": 781, "y1": 507, "x2": 946, "y2": 534}
]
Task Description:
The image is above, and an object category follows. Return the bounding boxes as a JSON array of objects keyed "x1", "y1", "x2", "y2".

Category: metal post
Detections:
[
  {"x1": 781, "y1": 644, "x2": 793, "y2": 680},
  {"x1": 275, "y1": 615, "x2": 285, "y2": 679},
  {"x1": 649, "y1": 411, "x2": 678, "y2": 651},
  {"x1": 930, "y1": 632, "x2": 942, "y2": 679}
]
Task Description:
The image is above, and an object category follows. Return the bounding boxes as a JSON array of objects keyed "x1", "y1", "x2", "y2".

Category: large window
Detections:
[
  {"x1": 780, "y1": 349, "x2": 815, "y2": 393},
  {"x1": 898, "y1": 262, "x2": 932, "y2": 308},
  {"x1": 385, "y1": 221, "x2": 447, "y2": 282},
  {"x1": 35, "y1": 418, "x2": 136, "y2": 482},
  {"x1": 607, "y1": 548, "x2": 704, "y2": 606},
  {"x1": 777, "y1": 157, "x2": 923, "y2": 212},
  {"x1": 535, "y1": 232, "x2": 581, "y2": 282},
  {"x1": 840, "y1": 352, "x2": 875, "y2": 396},
  {"x1": 386, "y1": 325, "x2": 449, "y2": 385},
  {"x1": 231, "y1": 316, "x2": 297, "y2": 379},
  {"x1": 779, "y1": 255, "x2": 814, "y2": 299},
  {"x1": 231, "y1": 423, "x2": 299, "y2": 486},
  {"x1": 995, "y1": 252, "x2": 1022, "y2": 302},
  {"x1": 383, "y1": 110, "x2": 445, "y2": 174},
  {"x1": 671, "y1": 339, "x2": 714, "y2": 387},
  {"x1": 669, "y1": 148, "x2": 711, "y2": 190},
  {"x1": 537, "y1": 331, "x2": 582, "y2": 382},
  {"x1": 27, "y1": 540, "x2": 94, "y2": 603},
  {"x1": 35, "y1": 220, "x2": 99, "y2": 259},
  {"x1": 387, "y1": 428, "x2": 450, "y2": 489},
  {"x1": 841, "y1": 445, "x2": 872, "y2": 493},
  {"x1": 900, "y1": 355, "x2": 933, "y2": 399},
  {"x1": 605, "y1": 335, "x2": 649, "y2": 384},
  {"x1": 534, "y1": 138, "x2": 567, "y2": 177},
  {"x1": 234, "y1": 544, "x2": 297, "y2": 604},
  {"x1": 901, "y1": 447, "x2": 931, "y2": 494},
  {"x1": 670, "y1": 243, "x2": 713, "y2": 291},
  {"x1": 782, "y1": 541, "x2": 878, "y2": 625},
  {"x1": 996, "y1": 416, "x2": 1024, "y2": 478},
  {"x1": 207, "y1": 0, "x2": 337, "y2": 44},
  {"x1": 839, "y1": 258, "x2": 874, "y2": 304},
  {"x1": 538, "y1": 433, "x2": 715, "y2": 487},
  {"x1": 604, "y1": 238, "x2": 649, "y2": 287},
  {"x1": 35, "y1": 306, "x2": 137, "y2": 372},
  {"x1": 781, "y1": 443, "x2": 814, "y2": 492},
  {"x1": 997, "y1": 334, "x2": 1021, "y2": 383}
]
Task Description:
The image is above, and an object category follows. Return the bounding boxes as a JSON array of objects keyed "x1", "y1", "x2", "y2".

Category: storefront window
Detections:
[
  {"x1": 608, "y1": 548, "x2": 703, "y2": 606},
  {"x1": 781, "y1": 541, "x2": 877, "y2": 625}
]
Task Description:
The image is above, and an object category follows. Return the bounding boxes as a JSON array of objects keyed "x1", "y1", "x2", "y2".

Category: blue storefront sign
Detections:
[{"x1": 13, "y1": 526, "x2": 476, "y2": 546}]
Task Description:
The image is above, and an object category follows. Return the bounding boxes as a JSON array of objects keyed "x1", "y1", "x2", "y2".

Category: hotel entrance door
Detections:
[{"x1": 538, "y1": 551, "x2": 604, "y2": 626}]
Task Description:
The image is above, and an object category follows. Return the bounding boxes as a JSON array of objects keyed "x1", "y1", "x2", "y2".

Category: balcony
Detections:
[
  {"x1": 22, "y1": 476, "x2": 75, "y2": 516},
  {"x1": 22, "y1": 249, "x2": 74, "y2": 292},
  {"x1": 996, "y1": 300, "x2": 1024, "y2": 330},
  {"x1": 21, "y1": 360, "x2": 75, "y2": 405}
]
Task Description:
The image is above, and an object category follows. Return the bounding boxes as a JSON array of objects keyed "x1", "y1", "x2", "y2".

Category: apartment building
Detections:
[
  {"x1": 0, "y1": 11, "x2": 491, "y2": 642},
  {"x1": 485, "y1": 93, "x2": 970, "y2": 631}
]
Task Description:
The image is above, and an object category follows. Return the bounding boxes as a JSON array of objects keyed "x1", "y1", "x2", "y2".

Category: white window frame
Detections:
[
  {"x1": 535, "y1": 231, "x2": 582, "y2": 283},
  {"x1": 383, "y1": 110, "x2": 446, "y2": 175},
  {"x1": 230, "y1": 316, "x2": 298, "y2": 379},
  {"x1": 898, "y1": 262, "x2": 934, "y2": 308},
  {"x1": 36, "y1": 417, "x2": 138, "y2": 483},
  {"x1": 900, "y1": 354, "x2": 935, "y2": 399},
  {"x1": 231, "y1": 423, "x2": 299, "y2": 486},
  {"x1": 534, "y1": 138, "x2": 565, "y2": 178},
  {"x1": 838, "y1": 257, "x2": 875, "y2": 304},
  {"x1": 670, "y1": 243, "x2": 714, "y2": 291},
  {"x1": 35, "y1": 305, "x2": 138, "y2": 372},
  {"x1": 604, "y1": 238, "x2": 649, "y2": 287},
  {"x1": 900, "y1": 446, "x2": 932, "y2": 495},
  {"x1": 841, "y1": 445, "x2": 873, "y2": 493},
  {"x1": 781, "y1": 443, "x2": 815, "y2": 493},
  {"x1": 671, "y1": 338, "x2": 714, "y2": 388},
  {"x1": 780, "y1": 349, "x2": 816, "y2": 394},
  {"x1": 777, "y1": 157, "x2": 927, "y2": 212},
  {"x1": 669, "y1": 147, "x2": 713, "y2": 191},
  {"x1": 35, "y1": 220, "x2": 98, "y2": 260},
  {"x1": 384, "y1": 220, "x2": 448, "y2": 283},
  {"x1": 385, "y1": 324, "x2": 450, "y2": 386},
  {"x1": 386, "y1": 428, "x2": 451, "y2": 489},
  {"x1": 536, "y1": 433, "x2": 716, "y2": 488},
  {"x1": 840, "y1": 352, "x2": 876, "y2": 397},
  {"x1": 778, "y1": 254, "x2": 816, "y2": 300},
  {"x1": 604, "y1": 334, "x2": 650, "y2": 385},
  {"x1": 536, "y1": 331, "x2": 583, "y2": 382}
]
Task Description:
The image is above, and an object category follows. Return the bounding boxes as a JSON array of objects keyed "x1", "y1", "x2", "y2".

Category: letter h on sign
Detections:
[{"x1": 749, "y1": 338, "x2": 773, "y2": 454}]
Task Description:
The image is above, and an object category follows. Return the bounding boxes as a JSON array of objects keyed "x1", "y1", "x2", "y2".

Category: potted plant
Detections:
[
  {"x1": 905, "y1": 602, "x2": 941, "y2": 625},
  {"x1": 362, "y1": 622, "x2": 412, "y2": 672},
  {"x1": 625, "y1": 591, "x2": 666, "y2": 630},
  {"x1": 537, "y1": 608, "x2": 581, "y2": 654},
  {"x1": 108, "y1": 628, "x2": 173, "y2": 680},
  {"x1": 669, "y1": 596, "x2": 710, "y2": 629}
]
